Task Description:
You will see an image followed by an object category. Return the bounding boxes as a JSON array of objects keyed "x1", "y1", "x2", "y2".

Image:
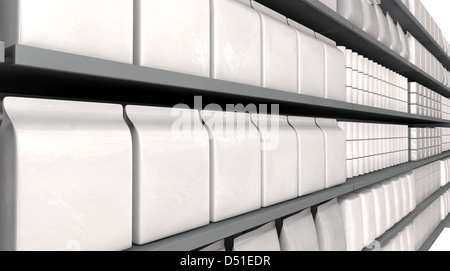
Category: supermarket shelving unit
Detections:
[{"x1": 1, "y1": 1, "x2": 450, "y2": 251}]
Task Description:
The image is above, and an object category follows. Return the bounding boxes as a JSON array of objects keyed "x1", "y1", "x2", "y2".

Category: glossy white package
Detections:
[
  {"x1": 358, "y1": 188, "x2": 377, "y2": 246},
  {"x1": 288, "y1": 117, "x2": 326, "y2": 196},
  {"x1": 361, "y1": 0, "x2": 378, "y2": 39},
  {"x1": 338, "y1": 194, "x2": 364, "y2": 251},
  {"x1": 0, "y1": 0, "x2": 133, "y2": 63},
  {"x1": 211, "y1": 0, "x2": 261, "y2": 86},
  {"x1": 392, "y1": 178, "x2": 404, "y2": 222},
  {"x1": 250, "y1": 114, "x2": 297, "y2": 207},
  {"x1": 316, "y1": 118, "x2": 347, "y2": 188},
  {"x1": 373, "y1": 2, "x2": 391, "y2": 48},
  {"x1": 315, "y1": 199, "x2": 347, "y2": 251},
  {"x1": 125, "y1": 105, "x2": 209, "y2": 245},
  {"x1": 381, "y1": 181, "x2": 396, "y2": 229},
  {"x1": 288, "y1": 19, "x2": 326, "y2": 98},
  {"x1": 201, "y1": 110, "x2": 261, "y2": 222},
  {"x1": 135, "y1": 0, "x2": 209, "y2": 77},
  {"x1": 251, "y1": 1, "x2": 298, "y2": 93},
  {"x1": 233, "y1": 222, "x2": 281, "y2": 251},
  {"x1": 337, "y1": 0, "x2": 363, "y2": 28},
  {"x1": 0, "y1": 97, "x2": 132, "y2": 251},
  {"x1": 200, "y1": 240, "x2": 226, "y2": 251},
  {"x1": 406, "y1": 32, "x2": 420, "y2": 66},
  {"x1": 397, "y1": 23, "x2": 410, "y2": 59},
  {"x1": 370, "y1": 184, "x2": 387, "y2": 237},
  {"x1": 315, "y1": 34, "x2": 346, "y2": 101},
  {"x1": 386, "y1": 13, "x2": 402, "y2": 55},
  {"x1": 280, "y1": 208, "x2": 320, "y2": 251}
]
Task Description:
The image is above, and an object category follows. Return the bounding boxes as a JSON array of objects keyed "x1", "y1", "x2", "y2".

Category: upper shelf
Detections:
[
  {"x1": 0, "y1": 44, "x2": 448, "y2": 126},
  {"x1": 255, "y1": 0, "x2": 450, "y2": 97},
  {"x1": 379, "y1": 0, "x2": 450, "y2": 71}
]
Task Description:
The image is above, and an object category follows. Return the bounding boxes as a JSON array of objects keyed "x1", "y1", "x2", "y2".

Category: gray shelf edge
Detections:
[
  {"x1": 364, "y1": 182, "x2": 450, "y2": 250},
  {"x1": 379, "y1": 0, "x2": 450, "y2": 71},
  {"x1": 418, "y1": 214, "x2": 450, "y2": 251},
  {"x1": 4, "y1": 44, "x2": 450, "y2": 126},
  {"x1": 128, "y1": 151, "x2": 450, "y2": 251}
]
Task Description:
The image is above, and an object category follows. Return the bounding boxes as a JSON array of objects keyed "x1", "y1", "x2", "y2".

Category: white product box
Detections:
[
  {"x1": 316, "y1": 118, "x2": 347, "y2": 188},
  {"x1": 280, "y1": 208, "x2": 320, "y2": 251},
  {"x1": 386, "y1": 13, "x2": 402, "y2": 55},
  {"x1": 370, "y1": 184, "x2": 387, "y2": 237},
  {"x1": 288, "y1": 19, "x2": 326, "y2": 98},
  {"x1": 337, "y1": 0, "x2": 363, "y2": 28},
  {"x1": 338, "y1": 193, "x2": 364, "y2": 251},
  {"x1": 0, "y1": 97, "x2": 132, "y2": 251},
  {"x1": 373, "y1": 3, "x2": 391, "y2": 48},
  {"x1": 0, "y1": 0, "x2": 133, "y2": 63},
  {"x1": 315, "y1": 34, "x2": 346, "y2": 101},
  {"x1": 400, "y1": 176, "x2": 411, "y2": 216},
  {"x1": 251, "y1": 2, "x2": 298, "y2": 93},
  {"x1": 381, "y1": 181, "x2": 396, "y2": 230},
  {"x1": 135, "y1": 0, "x2": 209, "y2": 76},
  {"x1": 406, "y1": 32, "x2": 420, "y2": 66},
  {"x1": 201, "y1": 110, "x2": 261, "y2": 222},
  {"x1": 211, "y1": 0, "x2": 261, "y2": 86},
  {"x1": 125, "y1": 105, "x2": 209, "y2": 245},
  {"x1": 361, "y1": 0, "x2": 378, "y2": 39},
  {"x1": 315, "y1": 199, "x2": 347, "y2": 251},
  {"x1": 233, "y1": 222, "x2": 281, "y2": 251},
  {"x1": 250, "y1": 114, "x2": 297, "y2": 207},
  {"x1": 392, "y1": 178, "x2": 404, "y2": 223},
  {"x1": 288, "y1": 117, "x2": 326, "y2": 196},
  {"x1": 358, "y1": 188, "x2": 377, "y2": 247}
]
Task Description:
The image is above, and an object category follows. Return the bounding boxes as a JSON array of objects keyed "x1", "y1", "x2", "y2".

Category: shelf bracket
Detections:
[{"x1": 365, "y1": 240, "x2": 381, "y2": 251}]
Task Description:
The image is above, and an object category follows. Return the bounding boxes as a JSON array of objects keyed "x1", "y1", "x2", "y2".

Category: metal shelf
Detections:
[
  {"x1": 255, "y1": 0, "x2": 450, "y2": 97},
  {"x1": 379, "y1": 0, "x2": 450, "y2": 71},
  {"x1": 128, "y1": 151, "x2": 450, "y2": 251},
  {"x1": 0, "y1": 44, "x2": 448, "y2": 126},
  {"x1": 364, "y1": 182, "x2": 450, "y2": 250},
  {"x1": 419, "y1": 214, "x2": 450, "y2": 251}
]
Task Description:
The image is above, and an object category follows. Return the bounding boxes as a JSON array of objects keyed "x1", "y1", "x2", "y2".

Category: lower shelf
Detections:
[
  {"x1": 364, "y1": 182, "x2": 450, "y2": 250},
  {"x1": 128, "y1": 151, "x2": 450, "y2": 251},
  {"x1": 419, "y1": 214, "x2": 450, "y2": 251}
]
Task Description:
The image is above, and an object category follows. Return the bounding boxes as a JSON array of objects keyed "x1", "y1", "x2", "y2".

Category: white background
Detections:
[{"x1": 420, "y1": 0, "x2": 450, "y2": 251}]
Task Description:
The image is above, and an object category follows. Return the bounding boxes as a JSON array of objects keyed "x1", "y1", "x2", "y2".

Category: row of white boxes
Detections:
[
  {"x1": 340, "y1": 172, "x2": 416, "y2": 251},
  {"x1": 201, "y1": 199, "x2": 348, "y2": 251},
  {"x1": 0, "y1": 96, "x2": 347, "y2": 251},
  {"x1": 201, "y1": 159, "x2": 449, "y2": 251},
  {"x1": 0, "y1": 0, "x2": 347, "y2": 101},
  {"x1": 331, "y1": 0, "x2": 450, "y2": 87},
  {"x1": 338, "y1": 122, "x2": 409, "y2": 179},
  {"x1": 409, "y1": 128, "x2": 443, "y2": 161},
  {"x1": 441, "y1": 128, "x2": 450, "y2": 152},
  {"x1": 402, "y1": 0, "x2": 450, "y2": 57},
  {"x1": 411, "y1": 198, "x2": 442, "y2": 250},
  {"x1": 442, "y1": 98, "x2": 450, "y2": 121},
  {"x1": 413, "y1": 161, "x2": 441, "y2": 206},
  {"x1": 409, "y1": 82, "x2": 443, "y2": 119},
  {"x1": 407, "y1": 32, "x2": 450, "y2": 88},
  {"x1": 440, "y1": 158, "x2": 450, "y2": 187},
  {"x1": 339, "y1": 46, "x2": 409, "y2": 112},
  {"x1": 336, "y1": 0, "x2": 410, "y2": 60}
]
